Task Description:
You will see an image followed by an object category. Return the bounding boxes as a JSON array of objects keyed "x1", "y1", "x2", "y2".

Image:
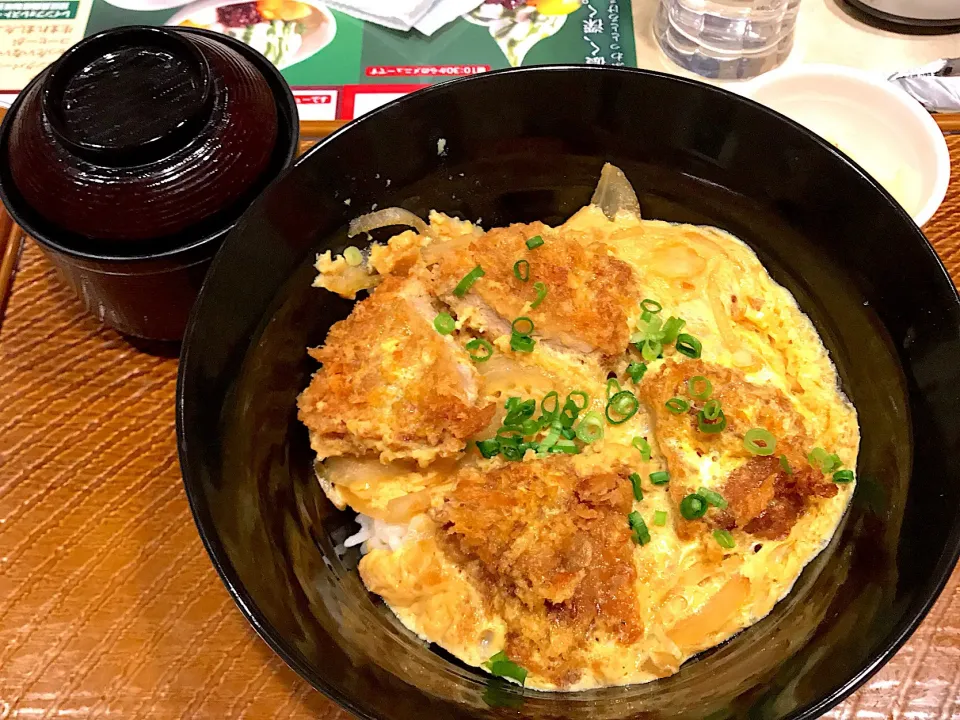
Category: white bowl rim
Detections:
[{"x1": 742, "y1": 63, "x2": 951, "y2": 228}]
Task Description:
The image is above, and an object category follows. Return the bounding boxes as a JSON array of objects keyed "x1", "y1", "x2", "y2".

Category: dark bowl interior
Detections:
[{"x1": 177, "y1": 67, "x2": 960, "y2": 720}]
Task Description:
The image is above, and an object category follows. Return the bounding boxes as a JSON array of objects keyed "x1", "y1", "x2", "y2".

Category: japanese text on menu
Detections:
[{"x1": 582, "y1": 0, "x2": 625, "y2": 66}]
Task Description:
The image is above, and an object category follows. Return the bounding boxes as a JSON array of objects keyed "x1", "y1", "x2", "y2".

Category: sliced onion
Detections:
[
  {"x1": 384, "y1": 489, "x2": 433, "y2": 523},
  {"x1": 648, "y1": 242, "x2": 708, "y2": 279},
  {"x1": 324, "y1": 456, "x2": 408, "y2": 487},
  {"x1": 590, "y1": 163, "x2": 642, "y2": 220},
  {"x1": 707, "y1": 266, "x2": 740, "y2": 352},
  {"x1": 348, "y1": 207, "x2": 428, "y2": 238},
  {"x1": 420, "y1": 234, "x2": 472, "y2": 265}
]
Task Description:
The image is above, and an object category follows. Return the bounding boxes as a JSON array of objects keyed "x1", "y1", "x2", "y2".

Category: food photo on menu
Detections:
[{"x1": 0, "y1": 0, "x2": 632, "y2": 121}]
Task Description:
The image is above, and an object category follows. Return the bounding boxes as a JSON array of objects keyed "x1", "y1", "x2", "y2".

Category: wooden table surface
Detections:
[{"x1": 2, "y1": 136, "x2": 960, "y2": 719}]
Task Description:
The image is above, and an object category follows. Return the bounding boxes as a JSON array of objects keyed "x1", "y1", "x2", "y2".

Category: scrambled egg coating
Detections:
[
  {"x1": 428, "y1": 221, "x2": 639, "y2": 356},
  {"x1": 641, "y1": 359, "x2": 838, "y2": 541},
  {"x1": 298, "y1": 165, "x2": 859, "y2": 692},
  {"x1": 434, "y1": 457, "x2": 642, "y2": 686}
]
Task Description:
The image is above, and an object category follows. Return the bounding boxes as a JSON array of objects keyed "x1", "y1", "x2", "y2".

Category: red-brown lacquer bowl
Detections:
[{"x1": 6, "y1": 25, "x2": 278, "y2": 244}]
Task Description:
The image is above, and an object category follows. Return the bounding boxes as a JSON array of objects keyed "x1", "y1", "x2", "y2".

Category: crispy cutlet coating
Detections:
[
  {"x1": 298, "y1": 276, "x2": 495, "y2": 465},
  {"x1": 430, "y1": 222, "x2": 638, "y2": 356},
  {"x1": 640, "y1": 360, "x2": 836, "y2": 540},
  {"x1": 434, "y1": 457, "x2": 642, "y2": 686}
]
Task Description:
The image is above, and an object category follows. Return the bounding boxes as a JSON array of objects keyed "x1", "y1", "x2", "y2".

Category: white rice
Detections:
[{"x1": 344, "y1": 514, "x2": 412, "y2": 555}]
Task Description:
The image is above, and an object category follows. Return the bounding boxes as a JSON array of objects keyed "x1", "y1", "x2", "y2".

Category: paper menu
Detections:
[{"x1": 0, "y1": 0, "x2": 636, "y2": 121}]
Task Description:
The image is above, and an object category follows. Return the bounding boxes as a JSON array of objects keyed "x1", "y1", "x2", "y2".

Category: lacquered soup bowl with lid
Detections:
[{"x1": 0, "y1": 25, "x2": 298, "y2": 341}]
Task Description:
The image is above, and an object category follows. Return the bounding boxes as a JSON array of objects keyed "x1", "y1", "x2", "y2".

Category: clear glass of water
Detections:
[{"x1": 654, "y1": 0, "x2": 801, "y2": 80}]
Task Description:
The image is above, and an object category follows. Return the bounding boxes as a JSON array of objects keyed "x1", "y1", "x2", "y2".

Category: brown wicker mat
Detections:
[{"x1": 1, "y1": 138, "x2": 959, "y2": 719}]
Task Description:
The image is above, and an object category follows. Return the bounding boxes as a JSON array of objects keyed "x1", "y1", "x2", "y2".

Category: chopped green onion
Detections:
[
  {"x1": 530, "y1": 282, "x2": 548, "y2": 309},
  {"x1": 567, "y1": 390, "x2": 589, "y2": 411},
  {"x1": 626, "y1": 362, "x2": 647, "y2": 384},
  {"x1": 541, "y1": 391, "x2": 559, "y2": 418},
  {"x1": 510, "y1": 333, "x2": 535, "y2": 353},
  {"x1": 511, "y1": 316, "x2": 534, "y2": 336},
  {"x1": 641, "y1": 340, "x2": 663, "y2": 362},
  {"x1": 476, "y1": 439, "x2": 500, "y2": 458},
  {"x1": 526, "y1": 235, "x2": 544, "y2": 249},
  {"x1": 679, "y1": 493, "x2": 707, "y2": 520},
  {"x1": 539, "y1": 420, "x2": 562, "y2": 451},
  {"x1": 465, "y1": 337, "x2": 493, "y2": 362},
  {"x1": 513, "y1": 259, "x2": 530, "y2": 282},
  {"x1": 697, "y1": 410, "x2": 727, "y2": 434},
  {"x1": 649, "y1": 470, "x2": 670, "y2": 485},
  {"x1": 632, "y1": 436, "x2": 651, "y2": 462},
  {"x1": 504, "y1": 398, "x2": 537, "y2": 426},
  {"x1": 453, "y1": 265, "x2": 485, "y2": 297},
  {"x1": 484, "y1": 651, "x2": 528, "y2": 685},
  {"x1": 744, "y1": 428, "x2": 777, "y2": 456},
  {"x1": 676, "y1": 333, "x2": 702, "y2": 359},
  {"x1": 661, "y1": 316, "x2": 686, "y2": 344},
  {"x1": 434, "y1": 312, "x2": 455, "y2": 335},
  {"x1": 540, "y1": 390, "x2": 560, "y2": 420},
  {"x1": 559, "y1": 399, "x2": 580, "y2": 428},
  {"x1": 497, "y1": 426, "x2": 522, "y2": 442},
  {"x1": 501, "y1": 444, "x2": 525, "y2": 461},
  {"x1": 343, "y1": 246, "x2": 363, "y2": 266},
  {"x1": 561, "y1": 426, "x2": 576, "y2": 440},
  {"x1": 629, "y1": 472, "x2": 643, "y2": 501},
  {"x1": 833, "y1": 469, "x2": 855, "y2": 483},
  {"x1": 779, "y1": 454, "x2": 793, "y2": 474},
  {"x1": 640, "y1": 298, "x2": 663, "y2": 314},
  {"x1": 713, "y1": 529, "x2": 736, "y2": 549},
  {"x1": 637, "y1": 314, "x2": 663, "y2": 339},
  {"x1": 808, "y1": 447, "x2": 842, "y2": 473},
  {"x1": 687, "y1": 376, "x2": 712, "y2": 400},
  {"x1": 551, "y1": 438, "x2": 579, "y2": 454},
  {"x1": 702, "y1": 399, "x2": 722, "y2": 421},
  {"x1": 576, "y1": 411, "x2": 604, "y2": 443},
  {"x1": 512, "y1": 398, "x2": 538, "y2": 417},
  {"x1": 698, "y1": 487, "x2": 728, "y2": 508},
  {"x1": 654, "y1": 510, "x2": 667, "y2": 527},
  {"x1": 606, "y1": 378, "x2": 622, "y2": 400},
  {"x1": 628, "y1": 511, "x2": 651, "y2": 545},
  {"x1": 519, "y1": 419, "x2": 540, "y2": 436},
  {"x1": 605, "y1": 390, "x2": 639, "y2": 424},
  {"x1": 665, "y1": 397, "x2": 689, "y2": 415}
]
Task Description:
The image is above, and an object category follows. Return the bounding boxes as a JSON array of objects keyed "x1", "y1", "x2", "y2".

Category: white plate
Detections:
[
  {"x1": 166, "y1": 0, "x2": 336, "y2": 70},
  {"x1": 741, "y1": 64, "x2": 950, "y2": 227}
]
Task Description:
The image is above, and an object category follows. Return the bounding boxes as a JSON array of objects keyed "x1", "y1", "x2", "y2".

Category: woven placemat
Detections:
[{"x1": 1, "y1": 138, "x2": 959, "y2": 719}]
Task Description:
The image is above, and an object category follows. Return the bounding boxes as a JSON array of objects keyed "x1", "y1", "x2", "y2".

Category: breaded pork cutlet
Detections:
[
  {"x1": 433, "y1": 456, "x2": 642, "y2": 686},
  {"x1": 298, "y1": 275, "x2": 495, "y2": 466},
  {"x1": 428, "y1": 222, "x2": 638, "y2": 357},
  {"x1": 640, "y1": 360, "x2": 837, "y2": 541}
]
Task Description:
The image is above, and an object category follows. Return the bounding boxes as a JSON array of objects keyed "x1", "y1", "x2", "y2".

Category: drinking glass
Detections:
[{"x1": 654, "y1": 0, "x2": 801, "y2": 80}]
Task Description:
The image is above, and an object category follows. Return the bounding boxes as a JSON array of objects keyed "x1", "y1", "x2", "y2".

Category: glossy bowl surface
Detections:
[
  {"x1": 177, "y1": 66, "x2": 960, "y2": 719},
  {"x1": 5, "y1": 25, "x2": 277, "y2": 245},
  {"x1": 0, "y1": 26, "x2": 298, "y2": 340}
]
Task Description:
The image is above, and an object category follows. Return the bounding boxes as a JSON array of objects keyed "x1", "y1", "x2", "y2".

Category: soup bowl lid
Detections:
[{"x1": 1, "y1": 25, "x2": 280, "y2": 248}]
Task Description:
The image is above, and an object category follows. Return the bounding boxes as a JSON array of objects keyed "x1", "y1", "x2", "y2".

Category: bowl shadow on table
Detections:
[{"x1": 178, "y1": 68, "x2": 960, "y2": 720}]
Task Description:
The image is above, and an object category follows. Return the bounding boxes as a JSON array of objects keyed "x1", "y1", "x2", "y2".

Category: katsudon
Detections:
[{"x1": 297, "y1": 164, "x2": 859, "y2": 691}]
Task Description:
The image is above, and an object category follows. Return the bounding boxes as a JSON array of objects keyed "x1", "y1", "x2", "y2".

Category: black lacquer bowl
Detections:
[{"x1": 177, "y1": 67, "x2": 960, "y2": 720}]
